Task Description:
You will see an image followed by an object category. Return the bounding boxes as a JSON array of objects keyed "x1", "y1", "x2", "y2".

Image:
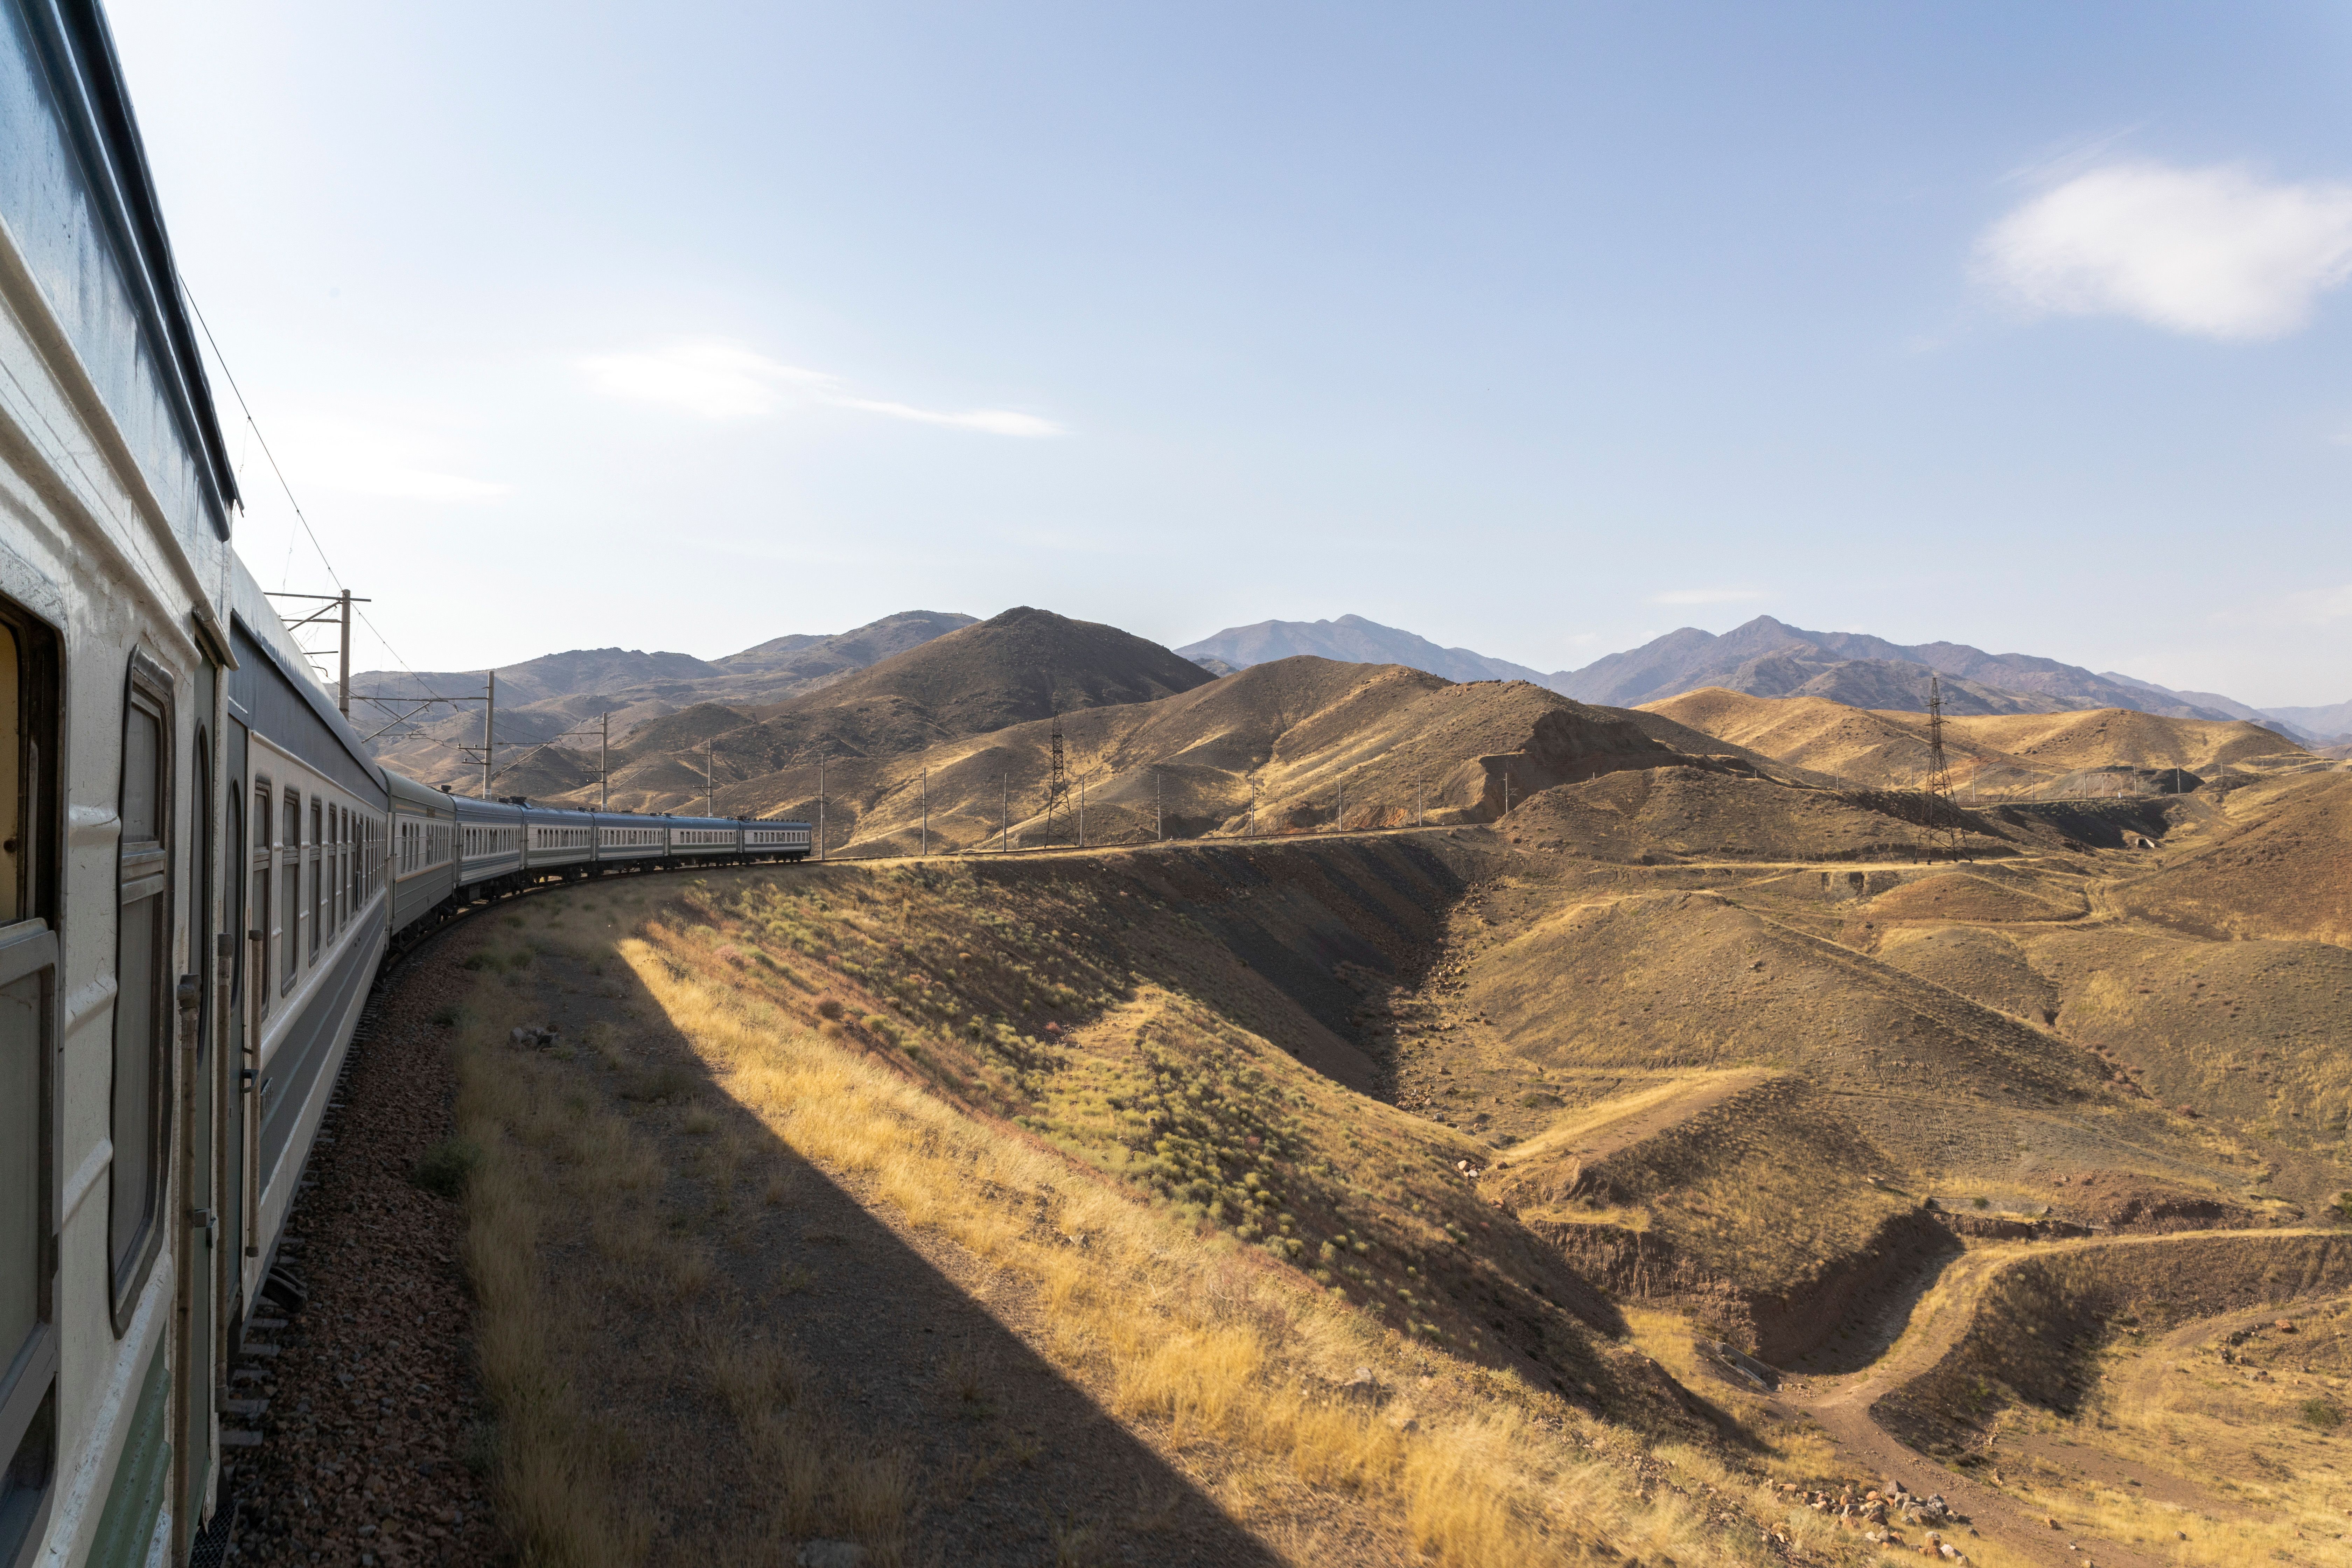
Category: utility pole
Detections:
[
  {"x1": 702, "y1": 742, "x2": 713, "y2": 817},
  {"x1": 1045, "y1": 707, "x2": 1067, "y2": 843},
  {"x1": 818, "y1": 754, "x2": 826, "y2": 861},
  {"x1": 1503, "y1": 773, "x2": 1510, "y2": 818},
  {"x1": 1416, "y1": 778, "x2": 1423, "y2": 827},
  {"x1": 1921, "y1": 674, "x2": 1959, "y2": 860},
  {"x1": 1155, "y1": 771, "x2": 1162, "y2": 841},
  {"x1": 262, "y1": 589, "x2": 372, "y2": 718},
  {"x1": 482, "y1": 670, "x2": 495, "y2": 798},
  {"x1": 1337, "y1": 780, "x2": 1345, "y2": 833},
  {"x1": 920, "y1": 766, "x2": 928, "y2": 857},
  {"x1": 600, "y1": 711, "x2": 610, "y2": 811},
  {"x1": 1079, "y1": 772, "x2": 1086, "y2": 849},
  {"x1": 1247, "y1": 783, "x2": 1254, "y2": 839},
  {"x1": 1001, "y1": 776, "x2": 1009, "y2": 853}
]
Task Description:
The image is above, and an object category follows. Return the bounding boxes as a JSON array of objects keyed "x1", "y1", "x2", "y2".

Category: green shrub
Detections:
[
  {"x1": 412, "y1": 1137, "x2": 482, "y2": 1200},
  {"x1": 2305, "y1": 1399, "x2": 2342, "y2": 1431}
]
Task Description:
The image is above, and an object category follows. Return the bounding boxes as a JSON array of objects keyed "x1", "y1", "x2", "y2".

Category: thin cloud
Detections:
[
  {"x1": 830, "y1": 396, "x2": 1064, "y2": 438},
  {"x1": 2281, "y1": 582, "x2": 2352, "y2": 623},
  {"x1": 1651, "y1": 588, "x2": 1763, "y2": 606},
  {"x1": 579, "y1": 340, "x2": 1066, "y2": 436},
  {"x1": 279, "y1": 414, "x2": 510, "y2": 503},
  {"x1": 1976, "y1": 161, "x2": 2352, "y2": 340}
]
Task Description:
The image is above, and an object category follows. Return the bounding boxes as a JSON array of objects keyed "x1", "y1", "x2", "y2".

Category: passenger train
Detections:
[{"x1": 0, "y1": 7, "x2": 811, "y2": 1562}]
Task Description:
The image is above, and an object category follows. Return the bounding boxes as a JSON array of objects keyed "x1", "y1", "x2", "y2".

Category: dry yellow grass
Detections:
[
  {"x1": 453, "y1": 994, "x2": 652, "y2": 1567},
  {"x1": 605, "y1": 889, "x2": 1793, "y2": 1566}
]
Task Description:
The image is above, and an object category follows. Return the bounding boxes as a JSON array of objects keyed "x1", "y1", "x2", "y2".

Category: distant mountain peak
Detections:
[{"x1": 1179, "y1": 614, "x2": 1550, "y2": 686}]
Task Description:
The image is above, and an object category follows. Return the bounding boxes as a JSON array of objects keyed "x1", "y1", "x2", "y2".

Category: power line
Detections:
[
  {"x1": 181, "y1": 280, "x2": 475, "y2": 719},
  {"x1": 182, "y1": 285, "x2": 343, "y2": 595}
]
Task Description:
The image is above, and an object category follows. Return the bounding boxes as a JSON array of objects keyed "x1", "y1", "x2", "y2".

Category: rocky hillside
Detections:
[{"x1": 359, "y1": 610, "x2": 976, "y2": 791}]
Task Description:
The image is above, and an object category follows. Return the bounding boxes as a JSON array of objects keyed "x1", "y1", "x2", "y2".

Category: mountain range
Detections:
[
  {"x1": 1177, "y1": 615, "x2": 1551, "y2": 686},
  {"x1": 1184, "y1": 613, "x2": 2344, "y2": 743},
  {"x1": 348, "y1": 606, "x2": 2346, "y2": 802}
]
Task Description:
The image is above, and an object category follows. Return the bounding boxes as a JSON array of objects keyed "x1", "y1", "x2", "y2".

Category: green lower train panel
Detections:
[{"x1": 86, "y1": 1350, "x2": 168, "y2": 1568}]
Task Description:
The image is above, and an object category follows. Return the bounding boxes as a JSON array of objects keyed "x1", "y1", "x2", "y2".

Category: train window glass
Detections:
[
  {"x1": 336, "y1": 807, "x2": 348, "y2": 932},
  {"x1": 281, "y1": 791, "x2": 299, "y2": 990},
  {"x1": 308, "y1": 799, "x2": 322, "y2": 961},
  {"x1": 111, "y1": 660, "x2": 172, "y2": 1320},
  {"x1": 251, "y1": 786, "x2": 271, "y2": 1013}
]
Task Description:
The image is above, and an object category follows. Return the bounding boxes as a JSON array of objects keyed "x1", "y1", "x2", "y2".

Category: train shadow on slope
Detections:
[{"x1": 451, "y1": 915, "x2": 1282, "y2": 1568}]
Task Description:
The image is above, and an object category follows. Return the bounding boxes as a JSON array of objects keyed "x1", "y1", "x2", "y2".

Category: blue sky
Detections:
[{"x1": 110, "y1": 2, "x2": 2352, "y2": 705}]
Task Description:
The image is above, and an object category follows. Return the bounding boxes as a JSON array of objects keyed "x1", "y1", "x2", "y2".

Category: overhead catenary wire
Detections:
[{"x1": 183, "y1": 280, "x2": 475, "y2": 716}]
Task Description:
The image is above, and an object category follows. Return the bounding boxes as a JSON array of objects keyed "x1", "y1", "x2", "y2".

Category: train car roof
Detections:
[
  {"x1": 1, "y1": 0, "x2": 239, "y2": 540},
  {"x1": 226, "y1": 555, "x2": 388, "y2": 792},
  {"x1": 511, "y1": 800, "x2": 596, "y2": 823},
  {"x1": 448, "y1": 794, "x2": 526, "y2": 820}
]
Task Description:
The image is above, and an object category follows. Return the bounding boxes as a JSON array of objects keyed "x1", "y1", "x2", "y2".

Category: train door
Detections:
[
  {"x1": 173, "y1": 688, "x2": 219, "y2": 1554},
  {"x1": 221, "y1": 720, "x2": 247, "y2": 1309},
  {"x1": 0, "y1": 604, "x2": 60, "y2": 1568}
]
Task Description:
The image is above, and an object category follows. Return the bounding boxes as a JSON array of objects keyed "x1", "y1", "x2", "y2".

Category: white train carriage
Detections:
[
  {"x1": 449, "y1": 795, "x2": 524, "y2": 897},
  {"x1": 517, "y1": 804, "x2": 595, "y2": 879},
  {"x1": 0, "y1": 0, "x2": 251, "y2": 1558},
  {"x1": 662, "y1": 816, "x2": 742, "y2": 864},
  {"x1": 591, "y1": 812, "x2": 665, "y2": 869},
  {"x1": 742, "y1": 820, "x2": 814, "y2": 861},
  {"x1": 223, "y1": 563, "x2": 390, "y2": 1379},
  {"x1": 385, "y1": 772, "x2": 457, "y2": 936}
]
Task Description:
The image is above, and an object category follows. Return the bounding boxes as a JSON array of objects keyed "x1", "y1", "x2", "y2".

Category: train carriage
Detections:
[
  {"x1": 591, "y1": 812, "x2": 666, "y2": 869},
  {"x1": 0, "y1": 1, "x2": 248, "y2": 1558},
  {"x1": 662, "y1": 814, "x2": 742, "y2": 864},
  {"x1": 449, "y1": 794, "x2": 523, "y2": 897},
  {"x1": 386, "y1": 772, "x2": 458, "y2": 937},
  {"x1": 223, "y1": 564, "x2": 391, "y2": 1373},
  {"x1": 517, "y1": 803, "x2": 595, "y2": 879},
  {"x1": 743, "y1": 820, "x2": 814, "y2": 861}
]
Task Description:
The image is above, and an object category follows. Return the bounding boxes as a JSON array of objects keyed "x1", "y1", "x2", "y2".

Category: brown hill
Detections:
[
  {"x1": 2112, "y1": 769, "x2": 2352, "y2": 946},
  {"x1": 1946, "y1": 707, "x2": 2307, "y2": 776},
  {"x1": 1643, "y1": 687, "x2": 2311, "y2": 794},
  {"x1": 366, "y1": 610, "x2": 978, "y2": 791},
  {"x1": 1637, "y1": 688, "x2": 2011, "y2": 787},
  {"x1": 1496, "y1": 765, "x2": 2016, "y2": 865},
  {"x1": 557, "y1": 656, "x2": 1711, "y2": 846},
  {"x1": 745, "y1": 605, "x2": 1215, "y2": 736},
  {"x1": 533, "y1": 607, "x2": 1214, "y2": 812}
]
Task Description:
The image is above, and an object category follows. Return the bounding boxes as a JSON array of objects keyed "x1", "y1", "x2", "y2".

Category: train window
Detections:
[
  {"x1": 110, "y1": 654, "x2": 173, "y2": 1326},
  {"x1": 251, "y1": 785, "x2": 271, "y2": 1015},
  {"x1": 336, "y1": 807, "x2": 348, "y2": 933},
  {"x1": 281, "y1": 792, "x2": 299, "y2": 989},
  {"x1": 0, "y1": 603, "x2": 58, "y2": 1563},
  {"x1": 307, "y1": 799, "x2": 321, "y2": 961}
]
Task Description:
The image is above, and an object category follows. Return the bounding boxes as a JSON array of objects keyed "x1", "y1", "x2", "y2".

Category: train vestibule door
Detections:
[{"x1": 174, "y1": 687, "x2": 219, "y2": 1556}]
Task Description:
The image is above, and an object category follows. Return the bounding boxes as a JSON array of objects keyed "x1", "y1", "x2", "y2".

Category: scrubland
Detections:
[
  {"x1": 433, "y1": 865, "x2": 1932, "y2": 1567},
  {"x1": 425, "y1": 743, "x2": 2352, "y2": 1568}
]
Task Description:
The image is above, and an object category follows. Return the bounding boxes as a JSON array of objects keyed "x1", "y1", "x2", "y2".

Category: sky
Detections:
[{"x1": 107, "y1": 1, "x2": 2352, "y2": 708}]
